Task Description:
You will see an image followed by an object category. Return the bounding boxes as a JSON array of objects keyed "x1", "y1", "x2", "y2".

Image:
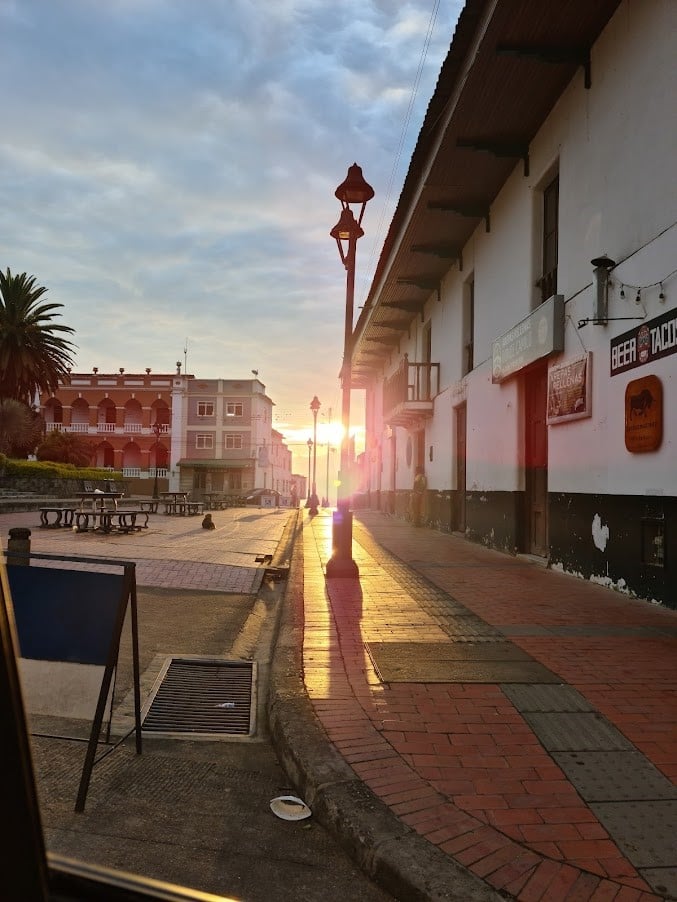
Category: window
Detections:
[
  {"x1": 538, "y1": 174, "x2": 559, "y2": 303},
  {"x1": 463, "y1": 277, "x2": 474, "y2": 376},
  {"x1": 197, "y1": 401, "x2": 214, "y2": 417},
  {"x1": 225, "y1": 434, "x2": 242, "y2": 449},
  {"x1": 196, "y1": 434, "x2": 213, "y2": 450},
  {"x1": 226, "y1": 402, "x2": 243, "y2": 417}
]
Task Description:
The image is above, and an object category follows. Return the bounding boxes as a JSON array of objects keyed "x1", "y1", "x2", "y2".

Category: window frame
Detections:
[
  {"x1": 195, "y1": 433, "x2": 214, "y2": 450},
  {"x1": 197, "y1": 401, "x2": 215, "y2": 417}
]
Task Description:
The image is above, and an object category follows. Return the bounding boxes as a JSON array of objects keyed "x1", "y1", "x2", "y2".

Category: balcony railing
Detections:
[
  {"x1": 67, "y1": 423, "x2": 89, "y2": 433},
  {"x1": 383, "y1": 355, "x2": 439, "y2": 427}
]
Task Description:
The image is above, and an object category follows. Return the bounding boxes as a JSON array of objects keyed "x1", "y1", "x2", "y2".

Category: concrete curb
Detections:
[{"x1": 268, "y1": 517, "x2": 503, "y2": 902}]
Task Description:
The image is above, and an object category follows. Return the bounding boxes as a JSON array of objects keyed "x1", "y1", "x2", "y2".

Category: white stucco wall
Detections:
[{"x1": 365, "y1": 0, "x2": 675, "y2": 503}]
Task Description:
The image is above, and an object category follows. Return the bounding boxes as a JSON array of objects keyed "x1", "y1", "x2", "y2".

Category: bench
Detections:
[
  {"x1": 104, "y1": 510, "x2": 150, "y2": 533},
  {"x1": 39, "y1": 507, "x2": 76, "y2": 528},
  {"x1": 137, "y1": 500, "x2": 159, "y2": 513},
  {"x1": 74, "y1": 510, "x2": 150, "y2": 533},
  {"x1": 174, "y1": 501, "x2": 205, "y2": 516},
  {"x1": 164, "y1": 501, "x2": 205, "y2": 516}
]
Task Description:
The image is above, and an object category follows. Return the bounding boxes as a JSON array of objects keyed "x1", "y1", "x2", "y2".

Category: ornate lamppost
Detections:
[
  {"x1": 326, "y1": 163, "x2": 374, "y2": 578},
  {"x1": 306, "y1": 438, "x2": 313, "y2": 508},
  {"x1": 309, "y1": 395, "x2": 320, "y2": 515},
  {"x1": 151, "y1": 421, "x2": 162, "y2": 499}
]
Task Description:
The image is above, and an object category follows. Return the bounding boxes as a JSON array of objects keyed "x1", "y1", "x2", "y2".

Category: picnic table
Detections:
[
  {"x1": 77, "y1": 491, "x2": 124, "y2": 513},
  {"x1": 159, "y1": 491, "x2": 204, "y2": 516}
]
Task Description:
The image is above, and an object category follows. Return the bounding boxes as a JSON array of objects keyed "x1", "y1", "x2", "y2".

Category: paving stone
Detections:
[
  {"x1": 638, "y1": 866, "x2": 677, "y2": 899},
  {"x1": 522, "y1": 712, "x2": 634, "y2": 751},
  {"x1": 364, "y1": 641, "x2": 560, "y2": 684},
  {"x1": 590, "y1": 800, "x2": 677, "y2": 867},
  {"x1": 498, "y1": 625, "x2": 556, "y2": 636},
  {"x1": 366, "y1": 641, "x2": 532, "y2": 663},
  {"x1": 502, "y1": 684, "x2": 594, "y2": 713},
  {"x1": 552, "y1": 750, "x2": 677, "y2": 801}
]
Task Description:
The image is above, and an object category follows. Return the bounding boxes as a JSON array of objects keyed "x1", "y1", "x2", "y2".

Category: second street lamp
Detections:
[
  {"x1": 326, "y1": 163, "x2": 374, "y2": 578},
  {"x1": 306, "y1": 438, "x2": 313, "y2": 508},
  {"x1": 309, "y1": 395, "x2": 320, "y2": 515}
]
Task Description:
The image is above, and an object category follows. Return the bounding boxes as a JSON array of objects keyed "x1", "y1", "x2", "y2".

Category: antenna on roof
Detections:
[{"x1": 184, "y1": 338, "x2": 188, "y2": 374}]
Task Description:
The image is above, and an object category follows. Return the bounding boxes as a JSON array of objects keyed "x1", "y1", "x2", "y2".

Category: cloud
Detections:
[{"x1": 0, "y1": 0, "x2": 461, "y2": 470}]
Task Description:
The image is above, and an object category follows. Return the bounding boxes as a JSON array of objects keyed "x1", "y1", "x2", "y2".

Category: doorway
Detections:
[
  {"x1": 524, "y1": 365, "x2": 548, "y2": 556},
  {"x1": 455, "y1": 404, "x2": 467, "y2": 532}
]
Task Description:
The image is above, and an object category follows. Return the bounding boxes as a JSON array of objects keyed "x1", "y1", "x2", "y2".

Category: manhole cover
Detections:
[{"x1": 142, "y1": 657, "x2": 256, "y2": 738}]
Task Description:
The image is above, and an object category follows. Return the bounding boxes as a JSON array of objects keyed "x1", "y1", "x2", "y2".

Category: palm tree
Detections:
[{"x1": 0, "y1": 268, "x2": 76, "y2": 403}]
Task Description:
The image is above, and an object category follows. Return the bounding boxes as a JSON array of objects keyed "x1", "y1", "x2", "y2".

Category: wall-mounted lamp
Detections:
[
  {"x1": 429, "y1": 445, "x2": 434, "y2": 462},
  {"x1": 590, "y1": 255, "x2": 616, "y2": 324}
]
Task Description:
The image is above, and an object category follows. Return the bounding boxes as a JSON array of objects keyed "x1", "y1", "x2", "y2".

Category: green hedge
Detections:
[{"x1": 0, "y1": 455, "x2": 116, "y2": 481}]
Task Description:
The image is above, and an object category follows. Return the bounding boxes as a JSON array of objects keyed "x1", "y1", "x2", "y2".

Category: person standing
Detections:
[{"x1": 411, "y1": 466, "x2": 427, "y2": 526}]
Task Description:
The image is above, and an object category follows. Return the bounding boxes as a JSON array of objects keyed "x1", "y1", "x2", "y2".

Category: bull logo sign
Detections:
[{"x1": 625, "y1": 374, "x2": 663, "y2": 452}]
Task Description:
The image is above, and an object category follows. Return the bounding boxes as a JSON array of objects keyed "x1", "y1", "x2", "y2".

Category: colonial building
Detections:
[
  {"x1": 40, "y1": 368, "x2": 172, "y2": 483},
  {"x1": 39, "y1": 369, "x2": 292, "y2": 501},
  {"x1": 352, "y1": 0, "x2": 676, "y2": 606}
]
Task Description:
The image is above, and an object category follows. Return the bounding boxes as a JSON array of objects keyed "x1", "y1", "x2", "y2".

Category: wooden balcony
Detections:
[{"x1": 383, "y1": 355, "x2": 439, "y2": 427}]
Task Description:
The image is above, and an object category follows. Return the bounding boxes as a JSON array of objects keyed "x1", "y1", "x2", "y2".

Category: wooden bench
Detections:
[{"x1": 39, "y1": 507, "x2": 76, "y2": 528}]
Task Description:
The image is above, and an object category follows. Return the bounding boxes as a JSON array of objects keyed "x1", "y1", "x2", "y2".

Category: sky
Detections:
[{"x1": 0, "y1": 0, "x2": 462, "y2": 474}]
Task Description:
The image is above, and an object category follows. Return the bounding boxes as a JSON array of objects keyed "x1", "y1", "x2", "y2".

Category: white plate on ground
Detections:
[{"x1": 269, "y1": 795, "x2": 312, "y2": 821}]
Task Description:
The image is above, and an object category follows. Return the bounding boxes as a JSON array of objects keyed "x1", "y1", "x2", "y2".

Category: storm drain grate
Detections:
[{"x1": 142, "y1": 657, "x2": 256, "y2": 738}]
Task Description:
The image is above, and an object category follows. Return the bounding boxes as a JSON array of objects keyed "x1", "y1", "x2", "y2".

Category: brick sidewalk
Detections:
[{"x1": 303, "y1": 509, "x2": 677, "y2": 901}]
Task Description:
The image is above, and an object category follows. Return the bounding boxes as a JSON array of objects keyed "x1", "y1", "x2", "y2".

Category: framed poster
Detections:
[{"x1": 546, "y1": 353, "x2": 592, "y2": 424}]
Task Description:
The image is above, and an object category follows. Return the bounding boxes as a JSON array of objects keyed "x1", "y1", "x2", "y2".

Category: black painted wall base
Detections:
[
  {"x1": 549, "y1": 492, "x2": 674, "y2": 609},
  {"x1": 374, "y1": 488, "x2": 674, "y2": 609}
]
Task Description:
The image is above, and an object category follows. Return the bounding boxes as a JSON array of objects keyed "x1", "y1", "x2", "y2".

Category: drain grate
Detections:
[{"x1": 142, "y1": 657, "x2": 256, "y2": 738}]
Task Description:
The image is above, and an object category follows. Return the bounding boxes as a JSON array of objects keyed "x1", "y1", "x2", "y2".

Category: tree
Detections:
[
  {"x1": 0, "y1": 268, "x2": 76, "y2": 403},
  {"x1": 36, "y1": 430, "x2": 94, "y2": 467},
  {"x1": 0, "y1": 399, "x2": 43, "y2": 457}
]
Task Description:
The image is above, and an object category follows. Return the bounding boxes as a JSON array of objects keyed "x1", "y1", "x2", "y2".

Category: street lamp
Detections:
[
  {"x1": 306, "y1": 438, "x2": 313, "y2": 508},
  {"x1": 309, "y1": 395, "x2": 320, "y2": 515},
  {"x1": 151, "y1": 420, "x2": 162, "y2": 500},
  {"x1": 326, "y1": 163, "x2": 374, "y2": 578}
]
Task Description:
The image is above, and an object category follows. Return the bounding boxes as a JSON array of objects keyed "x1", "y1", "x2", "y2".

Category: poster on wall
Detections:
[{"x1": 546, "y1": 353, "x2": 592, "y2": 424}]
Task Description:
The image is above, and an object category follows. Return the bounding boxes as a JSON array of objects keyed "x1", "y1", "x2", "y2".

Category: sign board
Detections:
[
  {"x1": 624, "y1": 375, "x2": 663, "y2": 452},
  {"x1": 547, "y1": 353, "x2": 592, "y2": 424},
  {"x1": 492, "y1": 295, "x2": 564, "y2": 383},
  {"x1": 610, "y1": 307, "x2": 677, "y2": 376}
]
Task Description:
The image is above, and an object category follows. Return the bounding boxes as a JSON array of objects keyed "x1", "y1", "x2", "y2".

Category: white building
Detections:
[{"x1": 353, "y1": 0, "x2": 676, "y2": 606}]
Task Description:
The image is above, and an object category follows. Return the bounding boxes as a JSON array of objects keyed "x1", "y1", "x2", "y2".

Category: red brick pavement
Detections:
[{"x1": 302, "y1": 510, "x2": 675, "y2": 901}]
